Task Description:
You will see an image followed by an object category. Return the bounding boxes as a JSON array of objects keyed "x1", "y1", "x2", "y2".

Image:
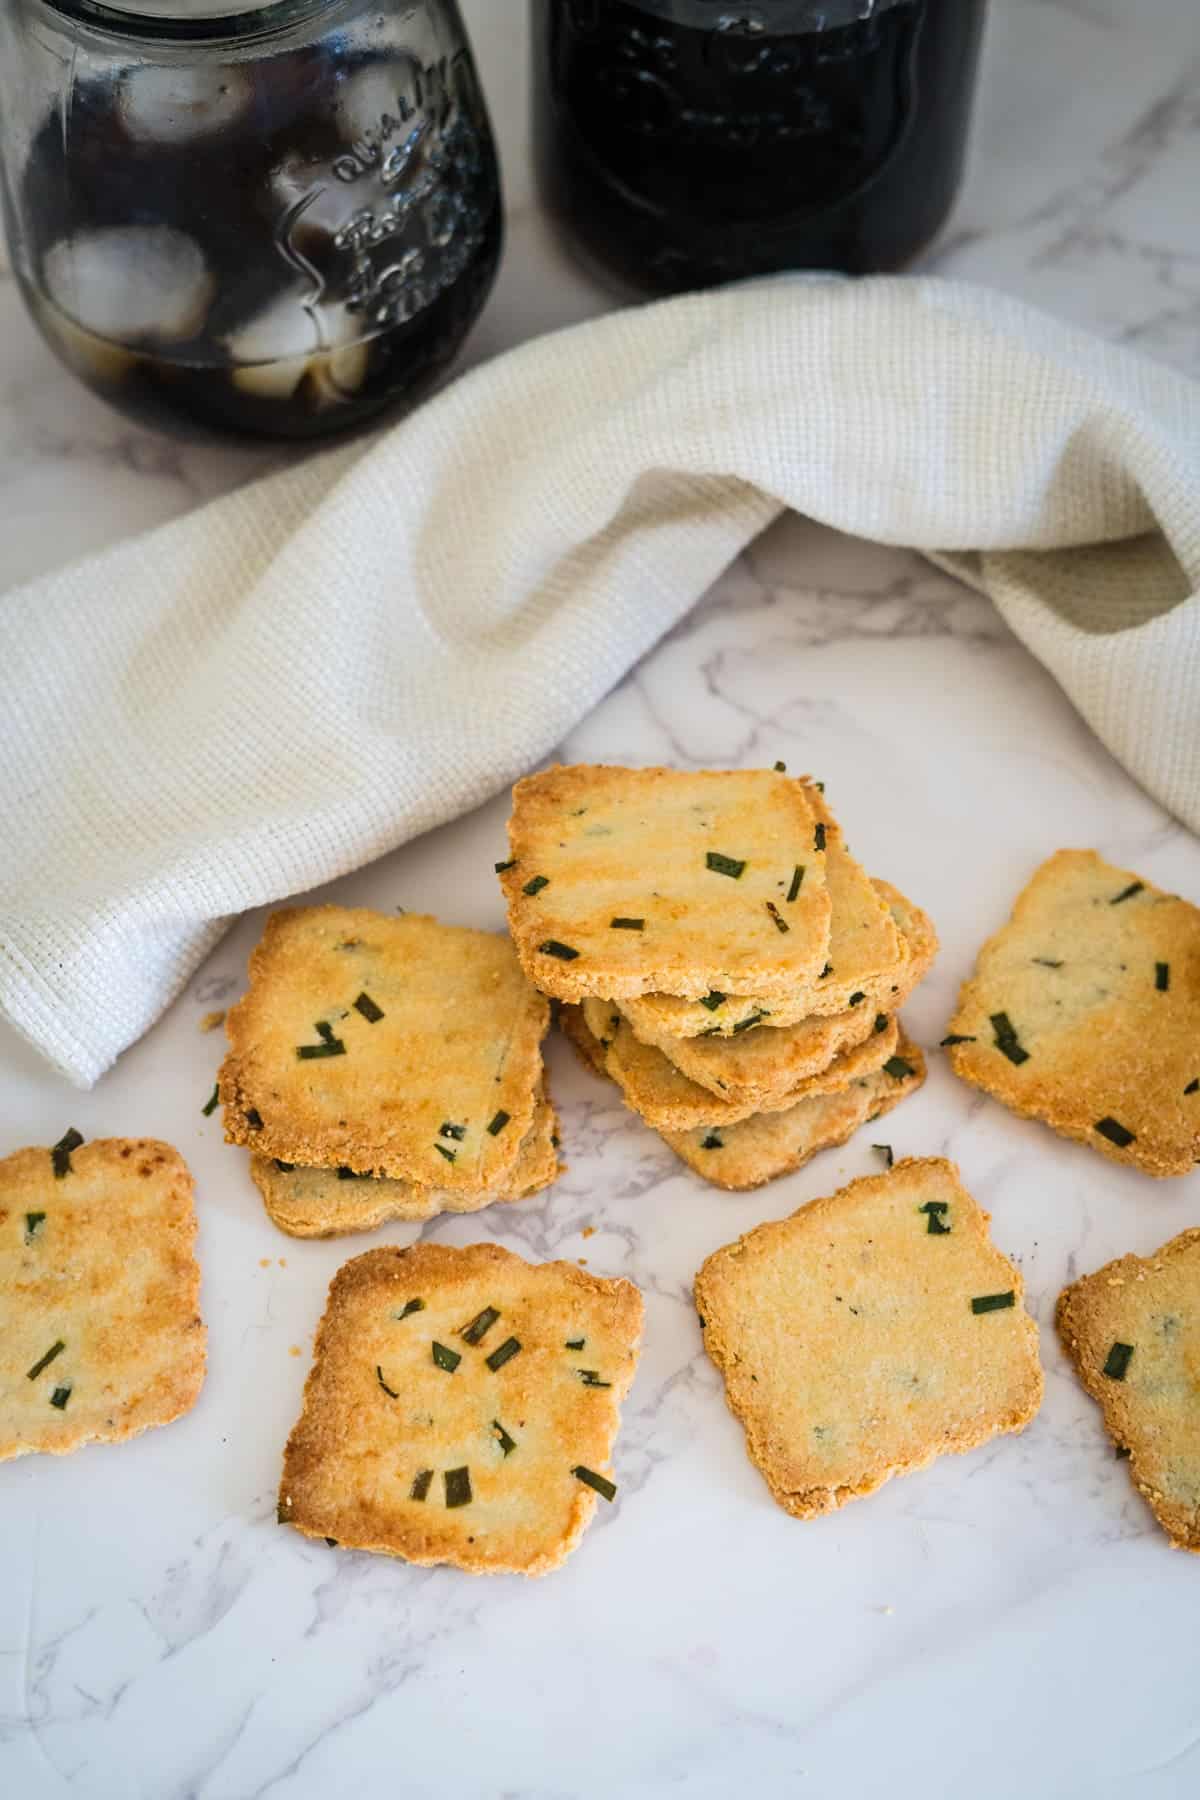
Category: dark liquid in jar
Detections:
[
  {"x1": 533, "y1": 0, "x2": 986, "y2": 292},
  {"x1": 18, "y1": 47, "x2": 501, "y2": 438}
]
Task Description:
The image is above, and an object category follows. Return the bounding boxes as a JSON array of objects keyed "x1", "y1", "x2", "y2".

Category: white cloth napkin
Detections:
[{"x1": 2, "y1": 275, "x2": 1198, "y2": 1087}]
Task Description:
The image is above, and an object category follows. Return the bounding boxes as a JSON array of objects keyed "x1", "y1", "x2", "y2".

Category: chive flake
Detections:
[
  {"x1": 24, "y1": 1212, "x2": 46, "y2": 1242},
  {"x1": 493, "y1": 1420, "x2": 517, "y2": 1457},
  {"x1": 296, "y1": 1031, "x2": 345, "y2": 1060},
  {"x1": 565, "y1": 1337, "x2": 585, "y2": 1351},
  {"x1": 274, "y1": 1159, "x2": 295, "y2": 1173},
  {"x1": 1155, "y1": 962, "x2": 1169, "y2": 992},
  {"x1": 494, "y1": 859, "x2": 516, "y2": 873},
  {"x1": 410, "y1": 1469, "x2": 433, "y2": 1501},
  {"x1": 773, "y1": 760, "x2": 786, "y2": 771},
  {"x1": 51, "y1": 1128, "x2": 83, "y2": 1178},
  {"x1": 523, "y1": 875, "x2": 549, "y2": 896},
  {"x1": 376, "y1": 1365, "x2": 400, "y2": 1398},
  {"x1": 539, "y1": 940, "x2": 580, "y2": 961},
  {"x1": 873, "y1": 1144, "x2": 894, "y2": 1169},
  {"x1": 971, "y1": 1291, "x2": 1015, "y2": 1314},
  {"x1": 439, "y1": 1122, "x2": 467, "y2": 1141},
  {"x1": 460, "y1": 1306, "x2": 500, "y2": 1346},
  {"x1": 1095, "y1": 1116, "x2": 1136, "y2": 1149},
  {"x1": 444, "y1": 1467, "x2": 472, "y2": 1508},
  {"x1": 786, "y1": 865, "x2": 805, "y2": 903},
  {"x1": 874, "y1": 1014, "x2": 889, "y2": 1033},
  {"x1": 202, "y1": 1084, "x2": 220, "y2": 1117},
  {"x1": 485, "y1": 1337, "x2": 522, "y2": 1372},
  {"x1": 577, "y1": 1370, "x2": 612, "y2": 1388},
  {"x1": 50, "y1": 1386, "x2": 72, "y2": 1410},
  {"x1": 1033, "y1": 958, "x2": 1063, "y2": 969},
  {"x1": 27, "y1": 1340, "x2": 65, "y2": 1381},
  {"x1": 920, "y1": 1201, "x2": 951, "y2": 1235},
  {"x1": 572, "y1": 1465, "x2": 616, "y2": 1503},
  {"x1": 432, "y1": 1341, "x2": 461, "y2": 1373},
  {"x1": 1103, "y1": 1341, "x2": 1134, "y2": 1381},
  {"x1": 940, "y1": 1033, "x2": 976, "y2": 1047},
  {"x1": 765, "y1": 901, "x2": 789, "y2": 935},
  {"x1": 434, "y1": 1142, "x2": 457, "y2": 1164},
  {"x1": 699, "y1": 991, "x2": 726, "y2": 1012},
  {"x1": 814, "y1": 823, "x2": 826, "y2": 852},
  {"x1": 487, "y1": 1110, "x2": 511, "y2": 1136},
  {"x1": 883, "y1": 1056, "x2": 914, "y2": 1079},
  {"x1": 353, "y1": 992, "x2": 385, "y2": 1023},
  {"x1": 1110, "y1": 882, "x2": 1144, "y2": 905},
  {"x1": 1185, "y1": 1079, "x2": 1199, "y2": 1096},
  {"x1": 610, "y1": 917, "x2": 644, "y2": 931},
  {"x1": 732, "y1": 1011, "x2": 768, "y2": 1034},
  {"x1": 397, "y1": 1298, "x2": 425, "y2": 1319},
  {"x1": 990, "y1": 1011, "x2": 1030, "y2": 1066},
  {"x1": 820, "y1": 963, "x2": 833, "y2": 979},
  {"x1": 705, "y1": 852, "x2": 746, "y2": 880},
  {"x1": 700, "y1": 1131, "x2": 724, "y2": 1150},
  {"x1": 848, "y1": 991, "x2": 866, "y2": 1007},
  {"x1": 245, "y1": 1108, "x2": 264, "y2": 1130}
]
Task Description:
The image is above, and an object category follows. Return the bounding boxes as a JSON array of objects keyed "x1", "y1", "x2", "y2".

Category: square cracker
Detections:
[
  {"x1": 579, "y1": 997, "x2": 899, "y2": 1131},
  {"x1": 250, "y1": 1089, "x2": 562, "y2": 1238},
  {"x1": 1057, "y1": 1228, "x2": 1200, "y2": 1552},
  {"x1": 945, "y1": 851, "x2": 1200, "y2": 1177},
  {"x1": 279, "y1": 1242, "x2": 644, "y2": 1575},
  {"x1": 623, "y1": 873, "x2": 932, "y2": 1041},
  {"x1": 221, "y1": 908, "x2": 550, "y2": 1189},
  {"x1": 694, "y1": 1157, "x2": 1042, "y2": 1517},
  {"x1": 501, "y1": 765, "x2": 831, "y2": 1001},
  {"x1": 622, "y1": 880, "x2": 936, "y2": 1106},
  {"x1": 0, "y1": 1137, "x2": 205, "y2": 1461}
]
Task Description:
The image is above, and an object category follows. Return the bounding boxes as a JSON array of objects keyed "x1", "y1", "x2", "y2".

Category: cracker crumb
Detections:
[
  {"x1": 199, "y1": 1010, "x2": 226, "y2": 1033},
  {"x1": 259, "y1": 1258, "x2": 271, "y2": 1268},
  {"x1": 582, "y1": 1226, "x2": 596, "y2": 1240},
  {"x1": 289, "y1": 1345, "x2": 301, "y2": 1357},
  {"x1": 578, "y1": 1258, "x2": 588, "y2": 1265},
  {"x1": 278, "y1": 1258, "x2": 287, "y2": 1267}
]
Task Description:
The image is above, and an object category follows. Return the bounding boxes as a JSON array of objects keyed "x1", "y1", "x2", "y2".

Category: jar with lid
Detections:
[
  {"x1": 0, "y1": 0, "x2": 502, "y2": 438},
  {"x1": 533, "y1": 0, "x2": 987, "y2": 295}
]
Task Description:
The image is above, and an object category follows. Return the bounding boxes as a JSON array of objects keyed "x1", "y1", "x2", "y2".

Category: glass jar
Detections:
[
  {"x1": 0, "y1": 0, "x2": 502, "y2": 437},
  {"x1": 533, "y1": 0, "x2": 987, "y2": 295}
]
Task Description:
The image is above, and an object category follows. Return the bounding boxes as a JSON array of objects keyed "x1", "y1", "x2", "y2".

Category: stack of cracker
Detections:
[
  {"x1": 219, "y1": 906, "x2": 560, "y2": 1236},
  {"x1": 500, "y1": 765, "x2": 937, "y2": 1190}
]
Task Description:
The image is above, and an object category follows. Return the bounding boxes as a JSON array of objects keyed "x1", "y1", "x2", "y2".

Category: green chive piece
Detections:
[
  {"x1": 773, "y1": 760, "x2": 786, "y2": 771},
  {"x1": 27, "y1": 1340, "x2": 65, "y2": 1381},
  {"x1": 274, "y1": 1159, "x2": 295, "y2": 1173},
  {"x1": 705, "y1": 852, "x2": 746, "y2": 880},
  {"x1": 325, "y1": 1538, "x2": 338, "y2": 1548},
  {"x1": 1110, "y1": 882, "x2": 1144, "y2": 905},
  {"x1": 51, "y1": 1128, "x2": 83, "y2": 1178},
  {"x1": 1095, "y1": 1116, "x2": 1136, "y2": 1149},
  {"x1": 990, "y1": 1012, "x2": 1030, "y2": 1066},
  {"x1": 883, "y1": 1056, "x2": 915, "y2": 1079},
  {"x1": 786, "y1": 865, "x2": 805, "y2": 903},
  {"x1": 920, "y1": 1201, "x2": 951, "y2": 1235},
  {"x1": 1103, "y1": 1341, "x2": 1134, "y2": 1381},
  {"x1": 493, "y1": 1420, "x2": 517, "y2": 1457},
  {"x1": 434, "y1": 1142, "x2": 457, "y2": 1164},
  {"x1": 848, "y1": 991, "x2": 866, "y2": 1007},
  {"x1": 487, "y1": 1110, "x2": 511, "y2": 1136},
  {"x1": 971, "y1": 1291, "x2": 1015, "y2": 1314},
  {"x1": 765, "y1": 901, "x2": 789, "y2": 935},
  {"x1": 820, "y1": 963, "x2": 833, "y2": 979},
  {"x1": 444, "y1": 1467, "x2": 472, "y2": 1508},
  {"x1": 432, "y1": 1341, "x2": 461, "y2": 1373},
  {"x1": 565, "y1": 1338, "x2": 585, "y2": 1351},
  {"x1": 24, "y1": 1212, "x2": 46, "y2": 1242},
  {"x1": 873, "y1": 1144, "x2": 894, "y2": 1169},
  {"x1": 316, "y1": 1021, "x2": 338, "y2": 1045},
  {"x1": 494, "y1": 859, "x2": 516, "y2": 873},
  {"x1": 1185, "y1": 1079, "x2": 1199, "y2": 1096},
  {"x1": 245, "y1": 1108, "x2": 264, "y2": 1130},
  {"x1": 1033, "y1": 958, "x2": 1063, "y2": 969},
  {"x1": 460, "y1": 1306, "x2": 500, "y2": 1346},
  {"x1": 376, "y1": 1365, "x2": 399, "y2": 1398},
  {"x1": 202, "y1": 1084, "x2": 220, "y2": 1117},
  {"x1": 1155, "y1": 962, "x2": 1170, "y2": 992},
  {"x1": 814, "y1": 823, "x2": 826, "y2": 852},
  {"x1": 577, "y1": 1370, "x2": 612, "y2": 1388},
  {"x1": 353, "y1": 992, "x2": 385, "y2": 1023},
  {"x1": 296, "y1": 1035, "x2": 345, "y2": 1060},
  {"x1": 396, "y1": 1298, "x2": 425, "y2": 1319},
  {"x1": 940, "y1": 1033, "x2": 976, "y2": 1047},
  {"x1": 700, "y1": 1132, "x2": 724, "y2": 1150},
  {"x1": 439, "y1": 1122, "x2": 467, "y2": 1141},
  {"x1": 485, "y1": 1337, "x2": 521, "y2": 1372},
  {"x1": 610, "y1": 917, "x2": 644, "y2": 931},
  {"x1": 1115, "y1": 1446, "x2": 1131, "y2": 1460},
  {"x1": 410, "y1": 1469, "x2": 433, "y2": 1501},
  {"x1": 523, "y1": 875, "x2": 550, "y2": 896},
  {"x1": 732, "y1": 1011, "x2": 768, "y2": 1034},
  {"x1": 874, "y1": 1014, "x2": 889, "y2": 1033},
  {"x1": 699, "y1": 991, "x2": 726, "y2": 1012},
  {"x1": 572, "y1": 1465, "x2": 616, "y2": 1503},
  {"x1": 815, "y1": 781, "x2": 825, "y2": 792},
  {"x1": 539, "y1": 940, "x2": 580, "y2": 961},
  {"x1": 50, "y1": 1386, "x2": 72, "y2": 1410}
]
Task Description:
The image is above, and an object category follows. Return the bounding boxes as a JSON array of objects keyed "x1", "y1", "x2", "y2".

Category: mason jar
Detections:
[
  {"x1": 533, "y1": 0, "x2": 987, "y2": 294},
  {"x1": 0, "y1": 0, "x2": 502, "y2": 437}
]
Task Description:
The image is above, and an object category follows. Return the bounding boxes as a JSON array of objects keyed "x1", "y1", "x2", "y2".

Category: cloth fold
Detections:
[{"x1": 2, "y1": 275, "x2": 1197, "y2": 1086}]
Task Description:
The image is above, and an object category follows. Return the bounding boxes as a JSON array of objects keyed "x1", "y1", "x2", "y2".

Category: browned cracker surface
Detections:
[
  {"x1": 1057, "y1": 1228, "x2": 1200, "y2": 1552},
  {"x1": 946, "y1": 851, "x2": 1200, "y2": 1176},
  {"x1": 221, "y1": 908, "x2": 549, "y2": 1188},
  {"x1": 279, "y1": 1242, "x2": 643, "y2": 1575},
  {"x1": 501, "y1": 765, "x2": 831, "y2": 1001},
  {"x1": 695, "y1": 1157, "x2": 1043, "y2": 1517},
  {"x1": 0, "y1": 1138, "x2": 205, "y2": 1461}
]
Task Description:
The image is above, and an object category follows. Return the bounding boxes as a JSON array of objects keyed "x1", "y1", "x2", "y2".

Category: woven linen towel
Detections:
[{"x1": 2, "y1": 275, "x2": 1198, "y2": 1086}]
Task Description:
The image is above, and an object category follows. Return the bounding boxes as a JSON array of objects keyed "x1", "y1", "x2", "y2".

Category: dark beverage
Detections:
[{"x1": 533, "y1": 0, "x2": 987, "y2": 293}]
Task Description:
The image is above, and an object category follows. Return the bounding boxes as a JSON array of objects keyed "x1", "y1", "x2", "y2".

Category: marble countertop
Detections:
[{"x1": 2, "y1": 3, "x2": 1199, "y2": 1796}]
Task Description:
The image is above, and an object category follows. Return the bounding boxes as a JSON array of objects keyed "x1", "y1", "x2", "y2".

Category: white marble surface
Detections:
[{"x1": 2, "y1": 2, "x2": 1200, "y2": 1796}]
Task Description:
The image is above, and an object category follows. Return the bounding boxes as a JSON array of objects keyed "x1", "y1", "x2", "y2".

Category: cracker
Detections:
[
  {"x1": 221, "y1": 908, "x2": 550, "y2": 1189},
  {"x1": 250, "y1": 1089, "x2": 562, "y2": 1238},
  {"x1": 1057, "y1": 1228, "x2": 1200, "y2": 1552},
  {"x1": 695, "y1": 1157, "x2": 1042, "y2": 1517},
  {"x1": 623, "y1": 874, "x2": 934, "y2": 1041},
  {"x1": 0, "y1": 1137, "x2": 205, "y2": 1462},
  {"x1": 278, "y1": 1242, "x2": 643, "y2": 1575},
  {"x1": 945, "y1": 851, "x2": 1200, "y2": 1177},
  {"x1": 501, "y1": 765, "x2": 831, "y2": 1001},
  {"x1": 580, "y1": 996, "x2": 899, "y2": 1131}
]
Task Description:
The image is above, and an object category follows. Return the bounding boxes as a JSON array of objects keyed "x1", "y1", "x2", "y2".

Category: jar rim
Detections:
[{"x1": 36, "y1": 0, "x2": 343, "y2": 46}]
